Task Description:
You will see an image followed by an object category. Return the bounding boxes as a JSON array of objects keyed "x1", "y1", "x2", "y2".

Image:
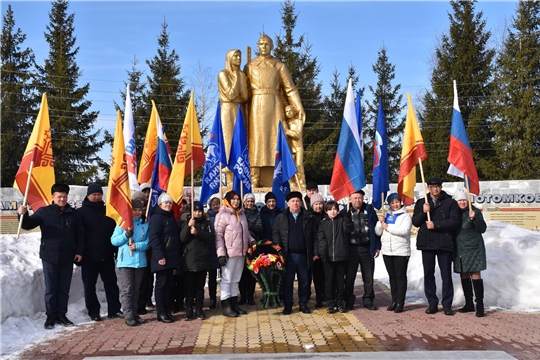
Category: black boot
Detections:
[
  {"x1": 473, "y1": 279, "x2": 485, "y2": 317},
  {"x1": 230, "y1": 296, "x2": 247, "y2": 315},
  {"x1": 222, "y1": 298, "x2": 238, "y2": 318},
  {"x1": 209, "y1": 297, "x2": 217, "y2": 309},
  {"x1": 184, "y1": 306, "x2": 193, "y2": 320},
  {"x1": 196, "y1": 307, "x2": 205, "y2": 320},
  {"x1": 459, "y1": 278, "x2": 475, "y2": 313}
]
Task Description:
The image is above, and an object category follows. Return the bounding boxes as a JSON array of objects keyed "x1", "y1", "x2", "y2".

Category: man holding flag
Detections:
[{"x1": 18, "y1": 184, "x2": 85, "y2": 329}]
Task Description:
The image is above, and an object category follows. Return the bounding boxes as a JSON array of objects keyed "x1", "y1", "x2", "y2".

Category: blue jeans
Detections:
[{"x1": 284, "y1": 253, "x2": 309, "y2": 308}]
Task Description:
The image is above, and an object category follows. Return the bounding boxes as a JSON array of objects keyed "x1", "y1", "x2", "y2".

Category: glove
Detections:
[
  {"x1": 250, "y1": 240, "x2": 257, "y2": 247},
  {"x1": 218, "y1": 256, "x2": 227, "y2": 267},
  {"x1": 125, "y1": 230, "x2": 133, "y2": 238}
]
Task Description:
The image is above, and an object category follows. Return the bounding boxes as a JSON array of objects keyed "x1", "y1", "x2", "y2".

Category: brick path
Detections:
[{"x1": 17, "y1": 279, "x2": 540, "y2": 359}]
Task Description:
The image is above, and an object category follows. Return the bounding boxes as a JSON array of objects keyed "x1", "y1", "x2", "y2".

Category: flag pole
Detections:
[
  {"x1": 219, "y1": 163, "x2": 223, "y2": 201},
  {"x1": 381, "y1": 192, "x2": 386, "y2": 218},
  {"x1": 465, "y1": 174, "x2": 473, "y2": 215},
  {"x1": 294, "y1": 173, "x2": 307, "y2": 209},
  {"x1": 16, "y1": 160, "x2": 35, "y2": 240},
  {"x1": 418, "y1": 157, "x2": 431, "y2": 222}
]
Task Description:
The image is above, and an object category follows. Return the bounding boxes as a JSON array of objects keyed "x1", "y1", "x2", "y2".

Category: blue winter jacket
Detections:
[{"x1": 111, "y1": 217, "x2": 150, "y2": 268}]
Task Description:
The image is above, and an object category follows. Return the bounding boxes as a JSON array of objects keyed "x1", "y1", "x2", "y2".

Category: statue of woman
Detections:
[{"x1": 218, "y1": 49, "x2": 249, "y2": 167}]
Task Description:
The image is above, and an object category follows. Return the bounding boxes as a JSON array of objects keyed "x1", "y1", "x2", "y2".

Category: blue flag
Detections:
[
  {"x1": 372, "y1": 98, "x2": 390, "y2": 210},
  {"x1": 272, "y1": 122, "x2": 298, "y2": 209},
  {"x1": 148, "y1": 124, "x2": 172, "y2": 219},
  {"x1": 200, "y1": 101, "x2": 226, "y2": 204},
  {"x1": 228, "y1": 105, "x2": 251, "y2": 194}
]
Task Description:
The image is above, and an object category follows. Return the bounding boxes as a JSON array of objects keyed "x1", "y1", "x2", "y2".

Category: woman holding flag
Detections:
[
  {"x1": 375, "y1": 193, "x2": 413, "y2": 313},
  {"x1": 111, "y1": 200, "x2": 150, "y2": 326}
]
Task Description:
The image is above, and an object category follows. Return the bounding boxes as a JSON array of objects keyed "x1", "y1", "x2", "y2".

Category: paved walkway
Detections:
[{"x1": 16, "y1": 278, "x2": 540, "y2": 360}]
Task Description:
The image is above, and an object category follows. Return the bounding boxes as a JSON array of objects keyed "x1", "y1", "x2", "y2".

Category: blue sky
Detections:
[{"x1": 3, "y1": 1, "x2": 518, "y2": 161}]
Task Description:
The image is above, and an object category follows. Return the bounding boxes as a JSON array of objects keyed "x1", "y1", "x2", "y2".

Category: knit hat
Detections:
[
  {"x1": 286, "y1": 191, "x2": 302, "y2": 202},
  {"x1": 132, "y1": 200, "x2": 144, "y2": 209},
  {"x1": 306, "y1": 181, "x2": 318, "y2": 190},
  {"x1": 310, "y1": 193, "x2": 324, "y2": 206},
  {"x1": 244, "y1": 193, "x2": 255, "y2": 202},
  {"x1": 453, "y1": 190, "x2": 468, "y2": 201},
  {"x1": 157, "y1": 192, "x2": 173, "y2": 205},
  {"x1": 51, "y1": 183, "x2": 70, "y2": 195},
  {"x1": 140, "y1": 183, "x2": 151, "y2": 192},
  {"x1": 87, "y1": 183, "x2": 103, "y2": 196},
  {"x1": 193, "y1": 201, "x2": 204, "y2": 212},
  {"x1": 386, "y1": 193, "x2": 401, "y2": 203},
  {"x1": 265, "y1": 192, "x2": 277, "y2": 203},
  {"x1": 132, "y1": 191, "x2": 145, "y2": 201}
]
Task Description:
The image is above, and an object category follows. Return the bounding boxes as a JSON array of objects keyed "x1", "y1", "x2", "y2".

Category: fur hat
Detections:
[
  {"x1": 132, "y1": 200, "x2": 144, "y2": 209},
  {"x1": 310, "y1": 193, "x2": 324, "y2": 206},
  {"x1": 51, "y1": 183, "x2": 70, "y2": 195},
  {"x1": 157, "y1": 192, "x2": 173, "y2": 205},
  {"x1": 286, "y1": 191, "x2": 302, "y2": 202},
  {"x1": 453, "y1": 190, "x2": 468, "y2": 201},
  {"x1": 87, "y1": 183, "x2": 103, "y2": 196},
  {"x1": 140, "y1": 183, "x2": 151, "y2": 192}
]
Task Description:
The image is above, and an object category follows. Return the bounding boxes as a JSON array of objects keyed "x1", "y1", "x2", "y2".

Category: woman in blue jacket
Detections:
[{"x1": 111, "y1": 200, "x2": 150, "y2": 326}]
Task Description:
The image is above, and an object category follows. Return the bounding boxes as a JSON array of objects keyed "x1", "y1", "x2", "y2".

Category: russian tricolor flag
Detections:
[
  {"x1": 149, "y1": 118, "x2": 172, "y2": 217},
  {"x1": 447, "y1": 80, "x2": 480, "y2": 195},
  {"x1": 329, "y1": 79, "x2": 366, "y2": 201}
]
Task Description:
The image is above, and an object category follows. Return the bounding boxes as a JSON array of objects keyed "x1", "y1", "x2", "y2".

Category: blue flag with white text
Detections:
[
  {"x1": 200, "y1": 101, "x2": 226, "y2": 204},
  {"x1": 228, "y1": 105, "x2": 251, "y2": 194},
  {"x1": 372, "y1": 98, "x2": 390, "y2": 210},
  {"x1": 272, "y1": 122, "x2": 298, "y2": 209}
]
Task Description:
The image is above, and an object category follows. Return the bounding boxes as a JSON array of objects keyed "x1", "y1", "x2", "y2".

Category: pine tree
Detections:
[
  {"x1": 366, "y1": 45, "x2": 405, "y2": 183},
  {"x1": 304, "y1": 67, "x2": 361, "y2": 185},
  {"x1": 145, "y1": 19, "x2": 190, "y2": 158},
  {"x1": 34, "y1": 0, "x2": 103, "y2": 184},
  {"x1": 419, "y1": 0, "x2": 495, "y2": 180},
  {"x1": 1, "y1": 5, "x2": 36, "y2": 187},
  {"x1": 272, "y1": 0, "x2": 324, "y2": 184},
  {"x1": 492, "y1": 0, "x2": 540, "y2": 179}
]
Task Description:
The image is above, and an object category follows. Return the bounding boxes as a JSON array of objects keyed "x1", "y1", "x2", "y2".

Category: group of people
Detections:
[{"x1": 18, "y1": 175, "x2": 488, "y2": 330}]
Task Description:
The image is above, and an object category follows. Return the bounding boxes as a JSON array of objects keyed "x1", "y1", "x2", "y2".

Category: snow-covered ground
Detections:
[{"x1": 1, "y1": 221, "x2": 540, "y2": 358}]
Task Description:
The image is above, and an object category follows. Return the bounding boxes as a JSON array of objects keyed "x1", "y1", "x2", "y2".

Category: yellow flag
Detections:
[
  {"x1": 106, "y1": 110, "x2": 133, "y2": 230},
  {"x1": 168, "y1": 91, "x2": 206, "y2": 204},
  {"x1": 14, "y1": 93, "x2": 55, "y2": 211}
]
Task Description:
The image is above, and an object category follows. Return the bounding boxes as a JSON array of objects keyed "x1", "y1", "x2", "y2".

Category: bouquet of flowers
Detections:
[{"x1": 246, "y1": 240, "x2": 285, "y2": 308}]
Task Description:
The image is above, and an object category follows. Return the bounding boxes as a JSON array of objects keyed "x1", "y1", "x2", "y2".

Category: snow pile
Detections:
[{"x1": 1, "y1": 221, "x2": 540, "y2": 357}]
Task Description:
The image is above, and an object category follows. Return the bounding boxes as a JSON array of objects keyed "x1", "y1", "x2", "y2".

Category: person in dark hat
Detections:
[
  {"x1": 180, "y1": 201, "x2": 213, "y2": 320},
  {"x1": 343, "y1": 189, "x2": 381, "y2": 311},
  {"x1": 260, "y1": 192, "x2": 282, "y2": 240},
  {"x1": 304, "y1": 181, "x2": 319, "y2": 211},
  {"x1": 412, "y1": 177, "x2": 460, "y2": 316},
  {"x1": 18, "y1": 184, "x2": 85, "y2": 329},
  {"x1": 272, "y1": 191, "x2": 316, "y2": 315},
  {"x1": 78, "y1": 183, "x2": 122, "y2": 321}
]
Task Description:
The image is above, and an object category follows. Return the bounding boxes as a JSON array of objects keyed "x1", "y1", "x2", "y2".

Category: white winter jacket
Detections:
[{"x1": 375, "y1": 206, "x2": 412, "y2": 257}]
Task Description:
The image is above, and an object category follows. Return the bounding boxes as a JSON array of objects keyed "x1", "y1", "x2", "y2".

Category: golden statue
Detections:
[
  {"x1": 244, "y1": 34, "x2": 305, "y2": 188},
  {"x1": 218, "y1": 49, "x2": 249, "y2": 185},
  {"x1": 283, "y1": 105, "x2": 306, "y2": 190}
]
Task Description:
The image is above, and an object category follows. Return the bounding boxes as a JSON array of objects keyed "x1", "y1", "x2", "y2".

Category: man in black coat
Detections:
[
  {"x1": 18, "y1": 184, "x2": 85, "y2": 329},
  {"x1": 344, "y1": 190, "x2": 381, "y2": 311},
  {"x1": 412, "y1": 177, "x2": 460, "y2": 316},
  {"x1": 272, "y1": 191, "x2": 315, "y2": 315},
  {"x1": 77, "y1": 183, "x2": 122, "y2": 321},
  {"x1": 260, "y1": 192, "x2": 281, "y2": 241}
]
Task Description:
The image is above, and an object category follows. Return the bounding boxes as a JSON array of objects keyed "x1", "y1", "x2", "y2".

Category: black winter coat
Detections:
[
  {"x1": 260, "y1": 205, "x2": 281, "y2": 241},
  {"x1": 149, "y1": 207, "x2": 181, "y2": 272},
  {"x1": 20, "y1": 203, "x2": 85, "y2": 265},
  {"x1": 77, "y1": 198, "x2": 117, "y2": 262},
  {"x1": 454, "y1": 206, "x2": 487, "y2": 273},
  {"x1": 244, "y1": 206, "x2": 263, "y2": 241},
  {"x1": 318, "y1": 213, "x2": 354, "y2": 262},
  {"x1": 412, "y1": 190, "x2": 461, "y2": 252},
  {"x1": 272, "y1": 208, "x2": 315, "y2": 268},
  {"x1": 180, "y1": 215, "x2": 213, "y2": 272},
  {"x1": 306, "y1": 209, "x2": 325, "y2": 256},
  {"x1": 206, "y1": 209, "x2": 220, "y2": 270}
]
